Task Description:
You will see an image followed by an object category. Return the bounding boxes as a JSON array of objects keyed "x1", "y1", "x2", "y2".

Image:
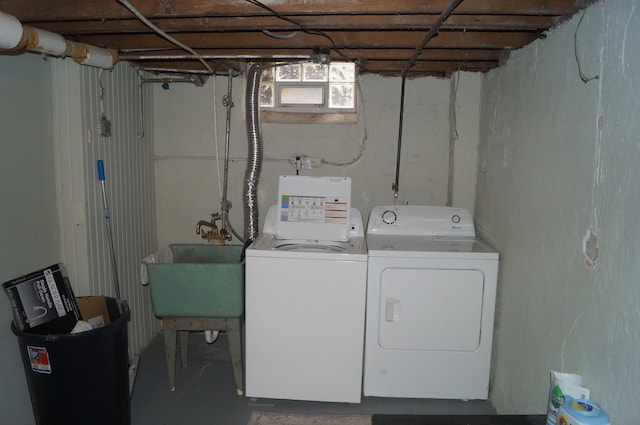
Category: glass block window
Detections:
[
  {"x1": 276, "y1": 64, "x2": 301, "y2": 81},
  {"x1": 259, "y1": 61, "x2": 357, "y2": 114},
  {"x1": 303, "y1": 63, "x2": 328, "y2": 82}
]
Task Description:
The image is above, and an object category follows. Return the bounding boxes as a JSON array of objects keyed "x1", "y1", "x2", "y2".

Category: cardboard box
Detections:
[
  {"x1": 76, "y1": 296, "x2": 111, "y2": 328},
  {"x1": 2, "y1": 263, "x2": 80, "y2": 334}
]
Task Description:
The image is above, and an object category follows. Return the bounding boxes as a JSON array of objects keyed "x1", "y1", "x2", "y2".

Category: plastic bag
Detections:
[{"x1": 140, "y1": 246, "x2": 173, "y2": 285}]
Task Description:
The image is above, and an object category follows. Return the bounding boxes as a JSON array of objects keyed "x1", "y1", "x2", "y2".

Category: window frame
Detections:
[{"x1": 257, "y1": 61, "x2": 358, "y2": 123}]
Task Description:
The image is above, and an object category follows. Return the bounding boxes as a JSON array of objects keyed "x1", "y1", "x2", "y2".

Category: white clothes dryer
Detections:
[
  {"x1": 363, "y1": 205, "x2": 499, "y2": 400},
  {"x1": 244, "y1": 176, "x2": 367, "y2": 403}
]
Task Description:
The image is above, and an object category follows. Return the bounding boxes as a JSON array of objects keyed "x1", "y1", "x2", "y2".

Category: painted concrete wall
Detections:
[
  {"x1": 153, "y1": 73, "x2": 480, "y2": 246},
  {"x1": 451, "y1": 72, "x2": 482, "y2": 213},
  {"x1": 477, "y1": 1, "x2": 638, "y2": 423},
  {"x1": 0, "y1": 54, "x2": 56, "y2": 425}
]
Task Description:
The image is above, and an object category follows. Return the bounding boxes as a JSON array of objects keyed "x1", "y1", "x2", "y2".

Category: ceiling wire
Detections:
[
  {"x1": 402, "y1": 0, "x2": 465, "y2": 77},
  {"x1": 116, "y1": 0, "x2": 237, "y2": 75},
  {"x1": 262, "y1": 29, "x2": 298, "y2": 40},
  {"x1": 245, "y1": 0, "x2": 356, "y2": 63},
  {"x1": 574, "y1": 10, "x2": 599, "y2": 84}
]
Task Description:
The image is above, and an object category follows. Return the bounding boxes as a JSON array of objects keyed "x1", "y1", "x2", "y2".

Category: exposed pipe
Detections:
[
  {"x1": 140, "y1": 77, "x2": 204, "y2": 84},
  {"x1": 402, "y1": 0, "x2": 464, "y2": 76},
  {"x1": 220, "y1": 74, "x2": 234, "y2": 242},
  {"x1": 393, "y1": 0, "x2": 464, "y2": 200},
  {"x1": 0, "y1": 11, "x2": 118, "y2": 69},
  {"x1": 137, "y1": 73, "x2": 145, "y2": 139},
  {"x1": 243, "y1": 64, "x2": 264, "y2": 243},
  {"x1": 151, "y1": 154, "x2": 288, "y2": 163},
  {"x1": 393, "y1": 77, "x2": 406, "y2": 201},
  {"x1": 201, "y1": 75, "x2": 239, "y2": 341},
  {"x1": 0, "y1": 11, "x2": 22, "y2": 49},
  {"x1": 138, "y1": 67, "x2": 228, "y2": 75},
  {"x1": 122, "y1": 54, "x2": 313, "y2": 61}
]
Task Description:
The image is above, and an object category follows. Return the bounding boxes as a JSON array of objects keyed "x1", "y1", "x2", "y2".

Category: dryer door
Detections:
[{"x1": 378, "y1": 268, "x2": 484, "y2": 351}]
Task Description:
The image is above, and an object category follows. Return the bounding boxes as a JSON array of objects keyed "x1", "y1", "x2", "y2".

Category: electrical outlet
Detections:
[
  {"x1": 307, "y1": 157, "x2": 322, "y2": 168},
  {"x1": 290, "y1": 154, "x2": 305, "y2": 167}
]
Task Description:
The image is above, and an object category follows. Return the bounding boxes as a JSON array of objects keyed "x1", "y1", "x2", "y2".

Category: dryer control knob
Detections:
[
  {"x1": 382, "y1": 210, "x2": 397, "y2": 224},
  {"x1": 452, "y1": 214, "x2": 461, "y2": 223}
]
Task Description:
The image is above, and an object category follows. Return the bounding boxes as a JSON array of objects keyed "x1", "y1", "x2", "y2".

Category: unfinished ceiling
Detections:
[{"x1": 0, "y1": 0, "x2": 586, "y2": 77}]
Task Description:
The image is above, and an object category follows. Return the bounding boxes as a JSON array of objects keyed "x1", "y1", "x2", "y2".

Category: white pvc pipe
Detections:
[
  {"x1": 27, "y1": 27, "x2": 67, "y2": 56},
  {"x1": 76, "y1": 44, "x2": 117, "y2": 69},
  {"x1": 0, "y1": 11, "x2": 23, "y2": 49},
  {"x1": 0, "y1": 11, "x2": 117, "y2": 69},
  {"x1": 204, "y1": 330, "x2": 219, "y2": 344}
]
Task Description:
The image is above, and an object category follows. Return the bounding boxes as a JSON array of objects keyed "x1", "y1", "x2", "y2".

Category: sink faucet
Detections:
[
  {"x1": 195, "y1": 213, "x2": 228, "y2": 244},
  {"x1": 195, "y1": 220, "x2": 213, "y2": 234}
]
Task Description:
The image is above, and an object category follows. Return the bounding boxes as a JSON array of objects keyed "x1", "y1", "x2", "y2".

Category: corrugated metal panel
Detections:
[{"x1": 78, "y1": 63, "x2": 160, "y2": 355}]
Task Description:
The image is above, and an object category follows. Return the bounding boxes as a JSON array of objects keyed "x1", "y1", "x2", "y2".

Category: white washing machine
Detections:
[
  {"x1": 363, "y1": 205, "x2": 499, "y2": 400},
  {"x1": 245, "y1": 175, "x2": 367, "y2": 403}
]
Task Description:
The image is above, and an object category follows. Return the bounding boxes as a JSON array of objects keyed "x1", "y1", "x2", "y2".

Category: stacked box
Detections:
[
  {"x1": 3, "y1": 264, "x2": 80, "y2": 334},
  {"x1": 76, "y1": 296, "x2": 111, "y2": 328}
]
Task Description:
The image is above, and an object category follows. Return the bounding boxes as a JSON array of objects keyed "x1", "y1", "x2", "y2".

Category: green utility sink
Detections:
[{"x1": 145, "y1": 244, "x2": 244, "y2": 318}]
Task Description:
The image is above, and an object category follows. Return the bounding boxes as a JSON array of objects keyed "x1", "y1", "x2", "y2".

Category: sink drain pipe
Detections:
[{"x1": 205, "y1": 330, "x2": 219, "y2": 343}]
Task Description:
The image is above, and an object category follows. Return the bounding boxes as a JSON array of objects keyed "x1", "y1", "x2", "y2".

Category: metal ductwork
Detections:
[{"x1": 243, "y1": 64, "x2": 264, "y2": 243}]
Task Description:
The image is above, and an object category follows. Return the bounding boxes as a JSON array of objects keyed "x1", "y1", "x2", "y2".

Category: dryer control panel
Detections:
[{"x1": 367, "y1": 205, "x2": 475, "y2": 237}]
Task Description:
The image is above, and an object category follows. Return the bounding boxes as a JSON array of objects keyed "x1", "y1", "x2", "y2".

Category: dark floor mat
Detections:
[{"x1": 372, "y1": 415, "x2": 546, "y2": 425}]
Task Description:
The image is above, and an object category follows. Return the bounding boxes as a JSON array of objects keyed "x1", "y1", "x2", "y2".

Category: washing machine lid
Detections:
[
  {"x1": 263, "y1": 205, "x2": 365, "y2": 238},
  {"x1": 246, "y1": 233, "x2": 367, "y2": 261},
  {"x1": 366, "y1": 234, "x2": 498, "y2": 260},
  {"x1": 276, "y1": 175, "x2": 352, "y2": 241},
  {"x1": 272, "y1": 239, "x2": 348, "y2": 253}
]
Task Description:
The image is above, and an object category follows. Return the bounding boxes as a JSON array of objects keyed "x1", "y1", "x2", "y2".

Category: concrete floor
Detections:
[{"x1": 130, "y1": 331, "x2": 495, "y2": 425}]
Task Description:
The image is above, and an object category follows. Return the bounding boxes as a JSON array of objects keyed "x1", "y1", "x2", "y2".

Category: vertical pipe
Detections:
[
  {"x1": 402, "y1": 0, "x2": 464, "y2": 75},
  {"x1": 137, "y1": 71, "x2": 145, "y2": 139},
  {"x1": 447, "y1": 73, "x2": 459, "y2": 206},
  {"x1": 393, "y1": 76, "x2": 406, "y2": 201},
  {"x1": 221, "y1": 74, "x2": 233, "y2": 238}
]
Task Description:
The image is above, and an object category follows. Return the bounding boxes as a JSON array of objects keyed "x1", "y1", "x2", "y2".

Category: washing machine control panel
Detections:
[{"x1": 367, "y1": 205, "x2": 475, "y2": 237}]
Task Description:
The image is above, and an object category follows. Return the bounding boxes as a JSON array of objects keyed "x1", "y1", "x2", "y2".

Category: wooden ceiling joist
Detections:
[{"x1": 0, "y1": 0, "x2": 582, "y2": 76}]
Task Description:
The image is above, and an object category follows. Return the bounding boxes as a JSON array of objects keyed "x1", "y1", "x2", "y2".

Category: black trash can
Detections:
[{"x1": 11, "y1": 297, "x2": 131, "y2": 425}]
